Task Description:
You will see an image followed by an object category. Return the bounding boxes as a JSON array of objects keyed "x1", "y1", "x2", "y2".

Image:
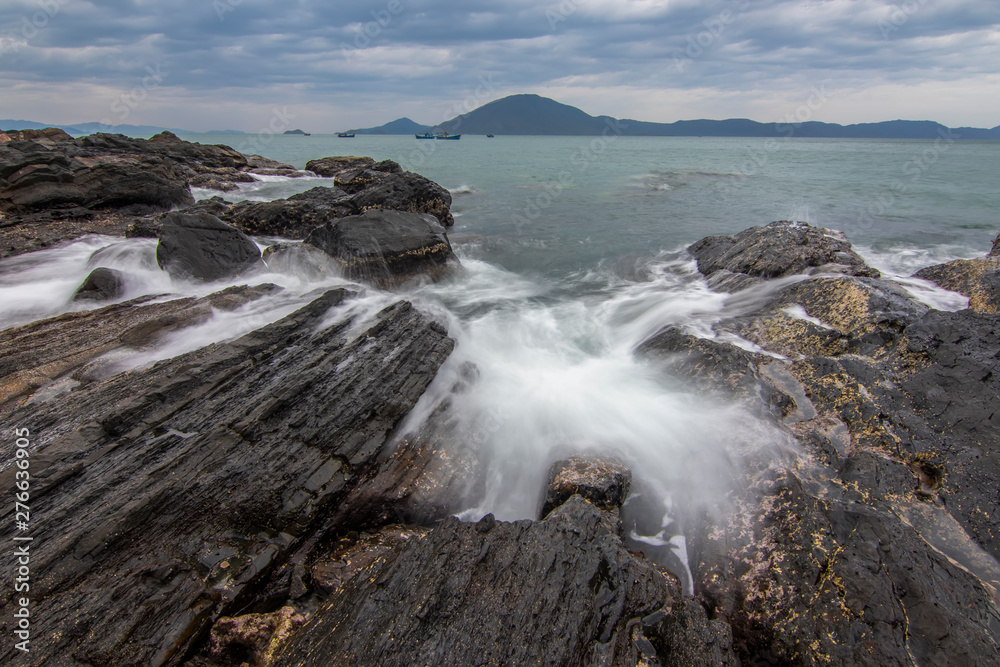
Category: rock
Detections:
[
  {"x1": 0, "y1": 147, "x2": 194, "y2": 215},
  {"x1": 305, "y1": 209, "x2": 458, "y2": 289},
  {"x1": 350, "y1": 171, "x2": 455, "y2": 227},
  {"x1": 246, "y1": 154, "x2": 297, "y2": 171},
  {"x1": 334, "y1": 166, "x2": 393, "y2": 194},
  {"x1": 261, "y1": 242, "x2": 341, "y2": 281},
  {"x1": 304, "y1": 156, "x2": 375, "y2": 177},
  {"x1": 156, "y1": 210, "x2": 262, "y2": 281},
  {"x1": 0, "y1": 291, "x2": 455, "y2": 665},
  {"x1": 914, "y1": 256, "x2": 1000, "y2": 314},
  {"x1": 540, "y1": 456, "x2": 632, "y2": 518},
  {"x1": 270, "y1": 497, "x2": 733, "y2": 666},
  {"x1": 207, "y1": 607, "x2": 306, "y2": 666},
  {"x1": 0, "y1": 283, "x2": 280, "y2": 405},
  {"x1": 225, "y1": 187, "x2": 354, "y2": 238},
  {"x1": 689, "y1": 220, "x2": 879, "y2": 283},
  {"x1": 0, "y1": 127, "x2": 73, "y2": 144},
  {"x1": 991, "y1": 232, "x2": 1000, "y2": 257},
  {"x1": 126, "y1": 197, "x2": 233, "y2": 239},
  {"x1": 72, "y1": 267, "x2": 127, "y2": 302},
  {"x1": 372, "y1": 159, "x2": 403, "y2": 173}
]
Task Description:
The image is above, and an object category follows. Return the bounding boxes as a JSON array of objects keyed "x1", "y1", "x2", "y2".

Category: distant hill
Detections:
[
  {"x1": 283, "y1": 129, "x2": 309, "y2": 135},
  {"x1": 354, "y1": 117, "x2": 433, "y2": 135},
  {"x1": 0, "y1": 119, "x2": 246, "y2": 136},
  {"x1": 431, "y1": 94, "x2": 1000, "y2": 140}
]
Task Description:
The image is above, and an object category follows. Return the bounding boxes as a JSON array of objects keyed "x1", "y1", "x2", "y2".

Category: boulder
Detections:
[
  {"x1": 540, "y1": 456, "x2": 632, "y2": 518},
  {"x1": 72, "y1": 267, "x2": 127, "y2": 302},
  {"x1": 225, "y1": 187, "x2": 353, "y2": 238},
  {"x1": 350, "y1": 171, "x2": 455, "y2": 227},
  {"x1": 305, "y1": 209, "x2": 458, "y2": 289},
  {"x1": 0, "y1": 127, "x2": 73, "y2": 144},
  {"x1": 304, "y1": 155, "x2": 375, "y2": 177},
  {"x1": 156, "y1": 210, "x2": 262, "y2": 281},
  {"x1": 914, "y1": 256, "x2": 1000, "y2": 314},
  {"x1": 689, "y1": 220, "x2": 879, "y2": 283}
]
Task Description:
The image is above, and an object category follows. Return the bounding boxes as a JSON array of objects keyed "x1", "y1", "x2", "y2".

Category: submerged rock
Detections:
[
  {"x1": 156, "y1": 210, "x2": 262, "y2": 281},
  {"x1": 72, "y1": 266, "x2": 127, "y2": 302},
  {"x1": 305, "y1": 209, "x2": 458, "y2": 289}
]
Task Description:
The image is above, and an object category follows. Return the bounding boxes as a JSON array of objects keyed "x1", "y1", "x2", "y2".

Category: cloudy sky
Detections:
[{"x1": 1, "y1": 0, "x2": 998, "y2": 132}]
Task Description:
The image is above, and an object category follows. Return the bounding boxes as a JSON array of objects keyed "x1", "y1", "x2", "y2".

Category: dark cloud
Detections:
[{"x1": 1, "y1": 0, "x2": 997, "y2": 129}]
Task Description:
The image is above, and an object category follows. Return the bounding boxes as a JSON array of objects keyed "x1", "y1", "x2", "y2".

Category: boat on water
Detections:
[
  {"x1": 436, "y1": 133, "x2": 461, "y2": 140},
  {"x1": 486, "y1": 133, "x2": 495, "y2": 137},
  {"x1": 415, "y1": 132, "x2": 435, "y2": 139},
  {"x1": 337, "y1": 132, "x2": 355, "y2": 138}
]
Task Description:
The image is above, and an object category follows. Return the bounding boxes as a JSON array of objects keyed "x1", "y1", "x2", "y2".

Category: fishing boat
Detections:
[
  {"x1": 415, "y1": 132, "x2": 435, "y2": 139},
  {"x1": 486, "y1": 133, "x2": 495, "y2": 138},
  {"x1": 435, "y1": 133, "x2": 461, "y2": 140},
  {"x1": 337, "y1": 132, "x2": 355, "y2": 138}
]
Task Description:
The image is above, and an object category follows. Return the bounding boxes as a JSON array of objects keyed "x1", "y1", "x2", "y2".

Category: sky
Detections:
[{"x1": 1, "y1": 0, "x2": 998, "y2": 133}]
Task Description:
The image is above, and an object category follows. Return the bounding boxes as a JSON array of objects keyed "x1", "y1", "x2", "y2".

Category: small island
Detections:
[{"x1": 283, "y1": 129, "x2": 310, "y2": 135}]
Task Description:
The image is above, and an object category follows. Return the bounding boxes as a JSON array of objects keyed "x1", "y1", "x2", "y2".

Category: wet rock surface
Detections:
[
  {"x1": 270, "y1": 497, "x2": 731, "y2": 667},
  {"x1": 541, "y1": 456, "x2": 632, "y2": 517},
  {"x1": 72, "y1": 266, "x2": 127, "y2": 302},
  {"x1": 914, "y1": 255, "x2": 1000, "y2": 313},
  {"x1": 155, "y1": 210, "x2": 262, "y2": 281},
  {"x1": 689, "y1": 220, "x2": 880, "y2": 284},
  {"x1": 634, "y1": 222, "x2": 1000, "y2": 665},
  {"x1": 0, "y1": 289, "x2": 456, "y2": 665},
  {"x1": 305, "y1": 209, "x2": 458, "y2": 289}
]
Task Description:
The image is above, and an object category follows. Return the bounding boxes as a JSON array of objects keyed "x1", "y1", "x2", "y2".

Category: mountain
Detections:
[
  {"x1": 0, "y1": 119, "x2": 241, "y2": 136},
  {"x1": 432, "y1": 94, "x2": 1000, "y2": 140},
  {"x1": 284, "y1": 129, "x2": 309, "y2": 135},
  {"x1": 354, "y1": 117, "x2": 433, "y2": 135}
]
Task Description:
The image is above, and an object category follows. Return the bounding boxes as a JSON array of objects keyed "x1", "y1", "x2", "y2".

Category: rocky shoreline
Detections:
[{"x1": 1, "y1": 131, "x2": 998, "y2": 665}]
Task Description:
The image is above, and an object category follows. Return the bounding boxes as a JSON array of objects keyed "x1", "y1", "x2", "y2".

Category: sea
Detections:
[{"x1": 2, "y1": 133, "x2": 997, "y2": 584}]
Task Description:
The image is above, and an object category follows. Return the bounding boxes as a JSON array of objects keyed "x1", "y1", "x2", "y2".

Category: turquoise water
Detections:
[{"x1": 183, "y1": 133, "x2": 1000, "y2": 276}]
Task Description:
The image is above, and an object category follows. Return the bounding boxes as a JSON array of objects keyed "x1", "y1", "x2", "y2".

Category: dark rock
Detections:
[
  {"x1": 334, "y1": 166, "x2": 393, "y2": 194},
  {"x1": 225, "y1": 187, "x2": 353, "y2": 238},
  {"x1": 350, "y1": 171, "x2": 455, "y2": 227},
  {"x1": 156, "y1": 211, "x2": 262, "y2": 281},
  {"x1": 271, "y1": 497, "x2": 733, "y2": 666},
  {"x1": 540, "y1": 456, "x2": 632, "y2": 517},
  {"x1": 991, "y1": 232, "x2": 1000, "y2": 257},
  {"x1": 246, "y1": 154, "x2": 297, "y2": 171},
  {"x1": 689, "y1": 220, "x2": 879, "y2": 282},
  {"x1": 0, "y1": 284, "x2": 280, "y2": 405},
  {"x1": 206, "y1": 607, "x2": 306, "y2": 666},
  {"x1": 0, "y1": 291, "x2": 455, "y2": 665},
  {"x1": 72, "y1": 267, "x2": 127, "y2": 302},
  {"x1": 304, "y1": 155, "x2": 374, "y2": 177},
  {"x1": 126, "y1": 197, "x2": 233, "y2": 239},
  {"x1": 305, "y1": 209, "x2": 458, "y2": 289},
  {"x1": 373, "y1": 159, "x2": 403, "y2": 173},
  {"x1": 914, "y1": 256, "x2": 1000, "y2": 314}
]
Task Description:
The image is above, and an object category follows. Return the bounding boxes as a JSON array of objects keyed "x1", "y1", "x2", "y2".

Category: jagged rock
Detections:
[
  {"x1": 72, "y1": 266, "x2": 127, "y2": 302},
  {"x1": 0, "y1": 291, "x2": 455, "y2": 665},
  {"x1": 156, "y1": 210, "x2": 262, "y2": 281},
  {"x1": 304, "y1": 155, "x2": 374, "y2": 177},
  {"x1": 372, "y1": 159, "x2": 403, "y2": 173},
  {"x1": 540, "y1": 456, "x2": 632, "y2": 518},
  {"x1": 0, "y1": 283, "x2": 280, "y2": 405},
  {"x1": 689, "y1": 221, "x2": 879, "y2": 283},
  {"x1": 991, "y1": 232, "x2": 1000, "y2": 257},
  {"x1": 350, "y1": 171, "x2": 455, "y2": 227},
  {"x1": 914, "y1": 256, "x2": 1000, "y2": 314},
  {"x1": 206, "y1": 607, "x2": 306, "y2": 666},
  {"x1": 0, "y1": 127, "x2": 73, "y2": 144},
  {"x1": 305, "y1": 209, "x2": 458, "y2": 289},
  {"x1": 271, "y1": 497, "x2": 733, "y2": 666},
  {"x1": 225, "y1": 187, "x2": 353, "y2": 238}
]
